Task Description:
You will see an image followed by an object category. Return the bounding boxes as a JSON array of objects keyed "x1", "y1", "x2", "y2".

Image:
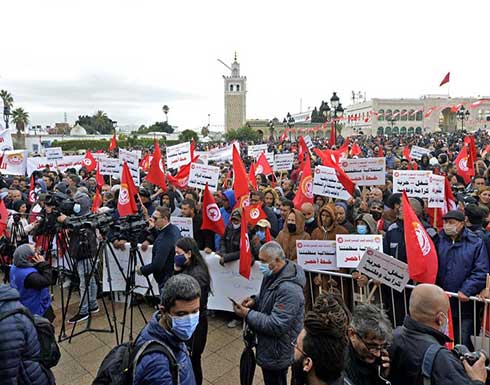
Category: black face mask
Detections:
[
  {"x1": 370, "y1": 211, "x2": 382, "y2": 221},
  {"x1": 291, "y1": 355, "x2": 307, "y2": 385},
  {"x1": 287, "y1": 223, "x2": 297, "y2": 234}
]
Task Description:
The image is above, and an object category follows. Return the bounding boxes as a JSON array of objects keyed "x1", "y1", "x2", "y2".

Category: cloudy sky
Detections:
[{"x1": 1, "y1": 0, "x2": 489, "y2": 131}]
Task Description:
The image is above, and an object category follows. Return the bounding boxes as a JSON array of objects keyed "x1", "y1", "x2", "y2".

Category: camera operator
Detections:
[
  {"x1": 7, "y1": 200, "x2": 38, "y2": 247},
  {"x1": 390, "y1": 284, "x2": 487, "y2": 385},
  {"x1": 56, "y1": 188, "x2": 99, "y2": 323}
]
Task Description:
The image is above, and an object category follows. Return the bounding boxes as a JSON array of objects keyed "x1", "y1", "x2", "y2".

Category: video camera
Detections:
[
  {"x1": 63, "y1": 210, "x2": 114, "y2": 232},
  {"x1": 112, "y1": 213, "x2": 148, "y2": 244},
  {"x1": 44, "y1": 192, "x2": 78, "y2": 216},
  {"x1": 453, "y1": 344, "x2": 488, "y2": 366}
]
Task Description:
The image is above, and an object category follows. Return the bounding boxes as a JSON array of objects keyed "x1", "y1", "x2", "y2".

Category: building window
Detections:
[
  {"x1": 401, "y1": 109, "x2": 408, "y2": 121},
  {"x1": 415, "y1": 127, "x2": 422, "y2": 134},
  {"x1": 393, "y1": 109, "x2": 400, "y2": 121},
  {"x1": 415, "y1": 111, "x2": 423, "y2": 121},
  {"x1": 400, "y1": 127, "x2": 407, "y2": 135},
  {"x1": 385, "y1": 127, "x2": 392, "y2": 135},
  {"x1": 386, "y1": 109, "x2": 392, "y2": 120},
  {"x1": 408, "y1": 127, "x2": 415, "y2": 134},
  {"x1": 408, "y1": 109, "x2": 415, "y2": 121},
  {"x1": 392, "y1": 126, "x2": 399, "y2": 134},
  {"x1": 236, "y1": 84, "x2": 240, "y2": 92},
  {"x1": 377, "y1": 127, "x2": 384, "y2": 135},
  {"x1": 378, "y1": 109, "x2": 385, "y2": 121},
  {"x1": 230, "y1": 84, "x2": 234, "y2": 92}
]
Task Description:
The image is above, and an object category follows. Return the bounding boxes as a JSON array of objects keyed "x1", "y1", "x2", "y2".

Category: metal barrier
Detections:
[{"x1": 305, "y1": 268, "x2": 490, "y2": 352}]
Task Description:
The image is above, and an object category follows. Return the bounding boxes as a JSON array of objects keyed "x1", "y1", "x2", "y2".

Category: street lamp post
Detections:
[
  {"x1": 283, "y1": 112, "x2": 295, "y2": 141},
  {"x1": 456, "y1": 105, "x2": 470, "y2": 131},
  {"x1": 162, "y1": 105, "x2": 169, "y2": 123},
  {"x1": 329, "y1": 92, "x2": 344, "y2": 141},
  {"x1": 268, "y1": 120, "x2": 274, "y2": 141}
]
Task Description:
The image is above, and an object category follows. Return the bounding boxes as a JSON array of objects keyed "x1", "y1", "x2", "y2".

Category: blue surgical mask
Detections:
[
  {"x1": 259, "y1": 262, "x2": 273, "y2": 277},
  {"x1": 174, "y1": 254, "x2": 187, "y2": 268},
  {"x1": 73, "y1": 203, "x2": 81, "y2": 214},
  {"x1": 256, "y1": 230, "x2": 265, "y2": 241},
  {"x1": 357, "y1": 224, "x2": 368, "y2": 234},
  {"x1": 305, "y1": 217, "x2": 315, "y2": 224},
  {"x1": 171, "y1": 312, "x2": 200, "y2": 340}
]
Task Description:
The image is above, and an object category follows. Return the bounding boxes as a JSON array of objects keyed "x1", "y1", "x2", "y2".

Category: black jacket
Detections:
[
  {"x1": 344, "y1": 343, "x2": 385, "y2": 385},
  {"x1": 389, "y1": 316, "x2": 484, "y2": 385}
]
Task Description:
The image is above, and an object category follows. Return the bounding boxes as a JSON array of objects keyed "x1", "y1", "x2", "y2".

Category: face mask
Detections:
[
  {"x1": 174, "y1": 253, "x2": 187, "y2": 268},
  {"x1": 273, "y1": 207, "x2": 281, "y2": 215},
  {"x1": 259, "y1": 262, "x2": 273, "y2": 277},
  {"x1": 170, "y1": 312, "x2": 200, "y2": 340},
  {"x1": 232, "y1": 222, "x2": 241, "y2": 230},
  {"x1": 305, "y1": 217, "x2": 315, "y2": 224},
  {"x1": 291, "y1": 356, "x2": 307, "y2": 385},
  {"x1": 73, "y1": 203, "x2": 81, "y2": 214},
  {"x1": 439, "y1": 313, "x2": 449, "y2": 335},
  {"x1": 287, "y1": 223, "x2": 297, "y2": 233},
  {"x1": 256, "y1": 230, "x2": 265, "y2": 241},
  {"x1": 34, "y1": 187, "x2": 41, "y2": 194},
  {"x1": 443, "y1": 224, "x2": 459, "y2": 237},
  {"x1": 357, "y1": 224, "x2": 368, "y2": 234},
  {"x1": 370, "y1": 211, "x2": 382, "y2": 221}
]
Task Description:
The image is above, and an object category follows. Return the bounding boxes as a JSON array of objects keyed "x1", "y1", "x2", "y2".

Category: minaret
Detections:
[{"x1": 223, "y1": 52, "x2": 247, "y2": 132}]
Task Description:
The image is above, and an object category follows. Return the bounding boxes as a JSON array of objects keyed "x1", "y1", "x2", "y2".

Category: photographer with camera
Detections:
[{"x1": 390, "y1": 284, "x2": 487, "y2": 385}]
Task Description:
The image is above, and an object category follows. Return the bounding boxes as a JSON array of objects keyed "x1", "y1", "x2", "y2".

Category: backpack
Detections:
[
  {"x1": 0, "y1": 307, "x2": 61, "y2": 368},
  {"x1": 92, "y1": 338, "x2": 179, "y2": 385},
  {"x1": 421, "y1": 343, "x2": 444, "y2": 385}
]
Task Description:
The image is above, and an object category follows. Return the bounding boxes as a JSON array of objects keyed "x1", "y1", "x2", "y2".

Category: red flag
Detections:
[
  {"x1": 109, "y1": 132, "x2": 117, "y2": 151},
  {"x1": 244, "y1": 204, "x2": 267, "y2": 227},
  {"x1": 201, "y1": 183, "x2": 225, "y2": 236},
  {"x1": 439, "y1": 72, "x2": 450, "y2": 87},
  {"x1": 298, "y1": 136, "x2": 309, "y2": 164},
  {"x1": 445, "y1": 299, "x2": 454, "y2": 349},
  {"x1": 0, "y1": 151, "x2": 5, "y2": 168},
  {"x1": 265, "y1": 227, "x2": 272, "y2": 242},
  {"x1": 279, "y1": 131, "x2": 288, "y2": 142},
  {"x1": 454, "y1": 145, "x2": 475, "y2": 184},
  {"x1": 167, "y1": 163, "x2": 192, "y2": 190},
  {"x1": 329, "y1": 122, "x2": 336, "y2": 148},
  {"x1": 464, "y1": 135, "x2": 477, "y2": 162},
  {"x1": 83, "y1": 150, "x2": 97, "y2": 172},
  {"x1": 293, "y1": 153, "x2": 313, "y2": 209},
  {"x1": 95, "y1": 163, "x2": 105, "y2": 188},
  {"x1": 140, "y1": 153, "x2": 151, "y2": 172},
  {"x1": 482, "y1": 144, "x2": 490, "y2": 158},
  {"x1": 377, "y1": 146, "x2": 384, "y2": 158},
  {"x1": 190, "y1": 139, "x2": 195, "y2": 159},
  {"x1": 28, "y1": 174, "x2": 36, "y2": 205},
  {"x1": 249, "y1": 163, "x2": 258, "y2": 191},
  {"x1": 232, "y1": 144, "x2": 249, "y2": 199},
  {"x1": 317, "y1": 151, "x2": 356, "y2": 197},
  {"x1": 313, "y1": 148, "x2": 341, "y2": 166},
  {"x1": 403, "y1": 146, "x2": 412, "y2": 160},
  {"x1": 350, "y1": 143, "x2": 362, "y2": 157},
  {"x1": 256, "y1": 152, "x2": 273, "y2": 176},
  {"x1": 239, "y1": 210, "x2": 252, "y2": 279},
  {"x1": 146, "y1": 139, "x2": 167, "y2": 191},
  {"x1": 402, "y1": 191, "x2": 438, "y2": 283},
  {"x1": 0, "y1": 200, "x2": 8, "y2": 237},
  {"x1": 117, "y1": 162, "x2": 138, "y2": 217},
  {"x1": 92, "y1": 189, "x2": 102, "y2": 213},
  {"x1": 424, "y1": 106, "x2": 438, "y2": 118}
]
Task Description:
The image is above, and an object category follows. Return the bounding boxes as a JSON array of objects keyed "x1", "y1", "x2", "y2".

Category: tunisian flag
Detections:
[
  {"x1": 91, "y1": 189, "x2": 102, "y2": 213},
  {"x1": 239, "y1": 210, "x2": 252, "y2": 279},
  {"x1": 464, "y1": 135, "x2": 477, "y2": 162},
  {"x1": 146, "y1": 139, "x2": 167, "y2": 191},
  {"x1": 402, "y1": 191, "x2": 438, "y2": 283},
  {"x1": 256, "y1": 152, "x2": 273, "y2": 176},
  {"x1": 244, "y1": 204, "x2": 267, "y2": 227},
  {"x1": 315, "y1": 149, "x2": 356, "y2": 197},
  {"x1": 232, "y1": 144, "x2": 249, "y2": 199},
  {"x1": 118, "y1": 162, "x2": 138, "y2": 217},
  {"x1": 248, "y1": 163, "x2": 258, "y2": 191},
  {"x1": 454, "y1": 145, "x2": 475, "y2": 184},
  {"x1": 201, "y1": 183, "x2": 225, "y2": 236},
  {"x1": 28, "y1": 174, "x2": 36, "y2": 205},
  {"x1": 298, "y1": 136, "x2": 309, "y2": 164},
  {"x1": 350, "y1": 143, "x2": 362, "y2": 157},
  {"x1": 403, "y1": 146, "x2": 412, "y2": 160},
  {"x1": 439, "y1": 72, "x2": 450, "y2": 87},
  {"x1": 109, "y1": 132, "x2": 117, "y2": 151},
  {"x1": 95, "y1": 163, "x2": 105, "y2": 188},
  {"x1": 293, "y1": 153, "x2": 313, "y2": 209},
  {"x1": 83, "y1": 150, "x2": 97, "y2": 172}
]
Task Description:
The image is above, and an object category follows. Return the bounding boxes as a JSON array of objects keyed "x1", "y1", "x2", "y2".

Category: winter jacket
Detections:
[
  {"x1": 344, "y1": 343, "x2": 385, "y2": 385},
  {"x1": 140, "y1": 224, "x2": 181, "y2": 288},
  {"x1": 133, "y1": 312, "x2": 196, "y2": 385},
  {"x1": 215, "y1": 190, "x2": 236, "y2": 250},
  {"x1": 0, "y1": 285, "x2": 55, "y2": 385},
  {"x1": 311, "y1": 204, "x2": 349, "y2": 240},
  {"x1": 10, "y1": 265, "x2": 51, "y2": 317},
  {"x1": 219, "y1": 221, "x2": 260, "y2": 263},
  {"x1": 262, "y1": 205, "x2": 279, "y2": 237},
  {"x1": 275, "y1": 209, "x2": 310, "y2": 261},
  {"x1": 246, "y1": 261, "x2": 306, "y2": 370},
  {"x1": 389, "y1": 316, "x2": 483, "y2": 385}
]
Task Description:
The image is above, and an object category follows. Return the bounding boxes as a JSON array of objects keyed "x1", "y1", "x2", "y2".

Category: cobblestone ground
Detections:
[{"x1": 50, "y1": 286, "x2": 268, "y2": 385}]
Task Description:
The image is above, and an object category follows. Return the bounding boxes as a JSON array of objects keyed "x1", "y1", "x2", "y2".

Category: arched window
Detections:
[
  {"x1": 378, "y1": 109, "x2": 385, "y2": 121},
  {"x1": 385, "y1": 127, "x2": 392, "y2": 135},
  {"x1": 415, "y1": 127, "x2": 422, "y2": 134},
  {"x1": 401, "y1": 109, "x2": 408, "y2": 121},
  {"x1": 408, "y1": 127, "x2": 415, "y2": 135},
  {"x1": 393, "y1": 109, "x2": 400, "y2": 121},
  {"x1": 415, "y1": 111, "x2": 423, "y2": 121},
  {"x1": 386, "y1": 109, "x2": 392, "y2": 120},
  {"x1": 392, "y1": 126, "x2": 399, "y2": 134},
  {"x1": 400, "y1": 127, "x2": 407, "y2": 135},
  {"x1": 230, "y1": 84, "x2": 234, "y2": 92},
  {"x1": 408, "y1": 109, "x2": 415, "y2": 121},
  {"x1": 377, "y1": 127, "x2": 384, "y2": 135},
  {"x1": 236, "y1": 84, "x2": 240, "y2": 92}
]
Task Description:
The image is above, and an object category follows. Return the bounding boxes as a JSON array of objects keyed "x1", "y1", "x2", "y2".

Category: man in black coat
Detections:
[{"x1": 250, "y1": 191, "x2": 279, "y2": 237}]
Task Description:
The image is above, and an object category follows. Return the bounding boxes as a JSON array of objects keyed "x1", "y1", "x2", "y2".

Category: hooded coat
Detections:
[
  {"x1": 311, "y1": 204, "x2": 349, "y2": 240},
  {"x1": 275, "y1": 209, "x2": 310, "y2": 261}
]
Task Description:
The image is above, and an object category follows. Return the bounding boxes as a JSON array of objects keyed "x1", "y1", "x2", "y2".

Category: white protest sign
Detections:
[
  {"x1": 171, "y1": 216, "x2": 193, "y2": 238},
  {"x1": 193, "y1": 151, "x2": 209, "y2": 165},
  {"x1": 102, "y1": 244, "x2": 158, "y2": 295},
  {"x1": 340, "y1": 157, "x2": 385, "y2": 186},
  {"x1": 336, "y1": 234, "x2": 383, "y2": 268},
  {"x1": 409, "y1": 145, "x2": 431, "y2": 160},
  {"x1": 393, "y1": 170, "x2": 431, "y2": 198},
  {"x1": 45, "y1": 147, "x2": 63, "y2": 161},
  {"x1": 205, "y1": 253, "x2": 263, "y2": 312},
  {"x1": 296, "y1": 240, "x2": 337, "y2": 271},
  {"x1": 205, "y1": 142, "x2": 240, "y2": 163},
  {"x1": 188, "y1": 163, "x2": 220, "y2": 191},
  {"x1": 119, "y1": 149, "x2": 140, "y2": 186},
  {"x1": 312, "y1": 165, "x2": 352, "y2": 200},
  {"x1": 248, "y1": 144, "x2": 268, "y2": 158},
  {"x1": 274, "y1": 153, "x2": 294, "y2": 171},
  {"x1": 166, "y1": 142, "x2": 191, "y2": 169},
  {"x1": 0, "y1": 129, "x2": 14, "y2": 151},
  {"x1": 0, "y1": 150, "x2": 28, "y2": 175},
  {"x1": 303, "y1": 135, "x2": 314, "y2": 150},
  {"x1": 357, "y1": 248, "x2": 409, "y2": 292},
  {"x1": 428, "y1": 174, "x2": 445, "y2": 208},
  {"x1": 26, "y1": 155, "x2": 83, "y2": 176},
  {"x1": 99, "y1": 158, "x2": 121, "y2": 179}
]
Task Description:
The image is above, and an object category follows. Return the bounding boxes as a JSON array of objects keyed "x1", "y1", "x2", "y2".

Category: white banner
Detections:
[
  {"x1": 312, "y1": 165, "x2": 351, "y2": 200},
  {"x1": 393, "y1": 170, "x2": 431, "y2": 198},
  {"x1": 170, "y1": 216, "x2": 193, "y2": 239},
  {"x1": 0, "y1": 129, "x2": 14, "y2": 151},
  {"x1": 296, "y1": 240, "x2": 337, "y2": 270},
  {"x1": 26, "y1": 155, "x2": 83, "y2": 176},
  {"x1": 166, "y1": 142, "x2": 191, "y2": 169},
  {"x1": 45, "y1": 147, "x2": 63, "y2": 161},
  {"x1": 274, "y1": 153, "x2": 294, "y2": 171},
  {"x1": 0, "y1": 150, "x2": 28, "y2": 175},
  {"x1": 119, "y1": 149, "x2": 140, "y2": 186},
  {"x1": 99, "y1": 158, "x2": 121, "y2": 179},
  {"x1": 409, "y1": 145, "x2": 431, "y2": 160},
  {"x1": 188, "y1": 163, "x2": 220, "y2": 191},
  {"x1": 358, "y1": 248, "x2": 409, "y2": 292},
  {"x1": 303, "y1": 135, "x2": 314, "y2": 150},
  {"x1": 340, "y1": 157, "x2": 385, "y2": 186},
  {"x1": 248, "y1": 144, "x2": 268, "y2": 158},
  {"x1": 193, "y1": 151, "x2": 209, "y2": 165},
  {"x1": 336, "y1": 234, "x2": 383, "y2": 268},
  {"x1": 206, "y1": 143, "x2": 240, "y2": 162},
  {"x1": 428, "y1": 174, "x2": 445, "y2": 208}
]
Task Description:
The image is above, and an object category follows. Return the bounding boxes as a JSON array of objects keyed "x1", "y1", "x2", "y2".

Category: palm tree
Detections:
[
  {"x1": 162, "y1": 105, "x2": 169, "y2": 122},
  {"x1": 94, "y1": 110, "x2": 108, "y2": 133},
  {"x1": 12, "y1": 108, "x2": 29, "y2": 134},
  {"x1": 0, "y1": 90, "x2": 14, "y2": 129}
]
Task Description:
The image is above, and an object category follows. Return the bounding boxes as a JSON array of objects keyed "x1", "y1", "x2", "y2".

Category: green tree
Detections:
[
  {"x1": 138, "y1": 121, "x2": 174, "y2": 134},
  {"x1": 11, "y1": 108, "x2": 29, "y2": 134},
  {"x1": 201, "y1": 126, "x2": 209, "y2": 137},
  {"x1": 224, "y1": 125, "x2": 262, "y2": 142},
  {"x1": 75, "y1": 111, "x2": 115, "y2": 134},
  {"x1": 179, "y1": 129, "x2": 198, "y2": 142},
  {"x1": 0, "y1": 90, "x2": 14, "y2": 108}
]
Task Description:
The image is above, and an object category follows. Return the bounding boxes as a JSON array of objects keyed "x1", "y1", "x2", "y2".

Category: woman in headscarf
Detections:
[
  {"x1": 275, "y1": 208, "x2": 310, "y2": 261},
  {"x1": 334, "y1": 201, "x2": 355, "y2": 233}
]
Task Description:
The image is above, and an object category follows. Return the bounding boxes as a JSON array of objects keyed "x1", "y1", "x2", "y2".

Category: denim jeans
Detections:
[{"x1": 76, "y1": 259, "x2": 98, "y2": 315}]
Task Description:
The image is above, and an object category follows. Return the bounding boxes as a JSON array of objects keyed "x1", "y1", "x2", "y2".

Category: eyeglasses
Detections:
[
  {"x1": 355, "y1": 332, "x2": 387, "y2": 353},
  {"x1": 291, "y1": 341, "x2": 307, "y2": 357}
]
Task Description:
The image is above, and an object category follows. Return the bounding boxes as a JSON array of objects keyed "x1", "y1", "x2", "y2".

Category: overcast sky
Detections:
[{"x1": 1, "y1": 0, "x2": 489, "y2": 131}]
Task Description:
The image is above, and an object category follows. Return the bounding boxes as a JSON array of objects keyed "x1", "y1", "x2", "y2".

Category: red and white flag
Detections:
[
  {"x1": 454, "y1": 145, "x2": 475, "y2": 184},
  {"x1": 201, "y1": 183, "x2": 225, "y2": 236},
  {"x1": 146, "y1": 139, "x2": 167, "y2": 191},
  {"x1": 424, "y1": 106, "x2": 439, "y2": 118},
  {"x1": 248, "y1": 163, "x2": 258, "y2": 191},
  {"x1": 292, "y1": 153, "x2": 313, "y2": 209},
  {"x1": 403, "y1": 146, "x2": 412, "y2": 160},
  {"x1": 91, "y1": 189, "x2": 102, "y2": 213},
  {"x1": 279, "y1": 131, "x2": 288, "y2": 142},
  {"x1": 109, "y1": 132, "x2": 117, "y2": 151},
  {"x1": 232, "y1": 144, "x2": 250, "y2": 199},
  {"x1": 256, "y1": 152, "x2": 273, "y2": 176},
  {"x1": 28, "y1": 174, "x2": 36, "y2": 205},
  {"x1": 439, "y1": 72, "x2": 450, "y2": 87},
  {"x1": 350, "y1": 143, "x2": 362, "y2": 157},
  {"x1": 239, "y1": 210, "x2": 252, "y2": 279},
  {"x1": 117, "y1": 162, "x2": 138, "y2": 217},
  {"x1": 244, "y1": 203, "x2": 267, "y2": 227},
  {"x1": 95, "y1": 163, "x2": 105, "y2": 188},
  {"x1": 83, "y1": 150, "x2": 97, "y2": 172}
]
